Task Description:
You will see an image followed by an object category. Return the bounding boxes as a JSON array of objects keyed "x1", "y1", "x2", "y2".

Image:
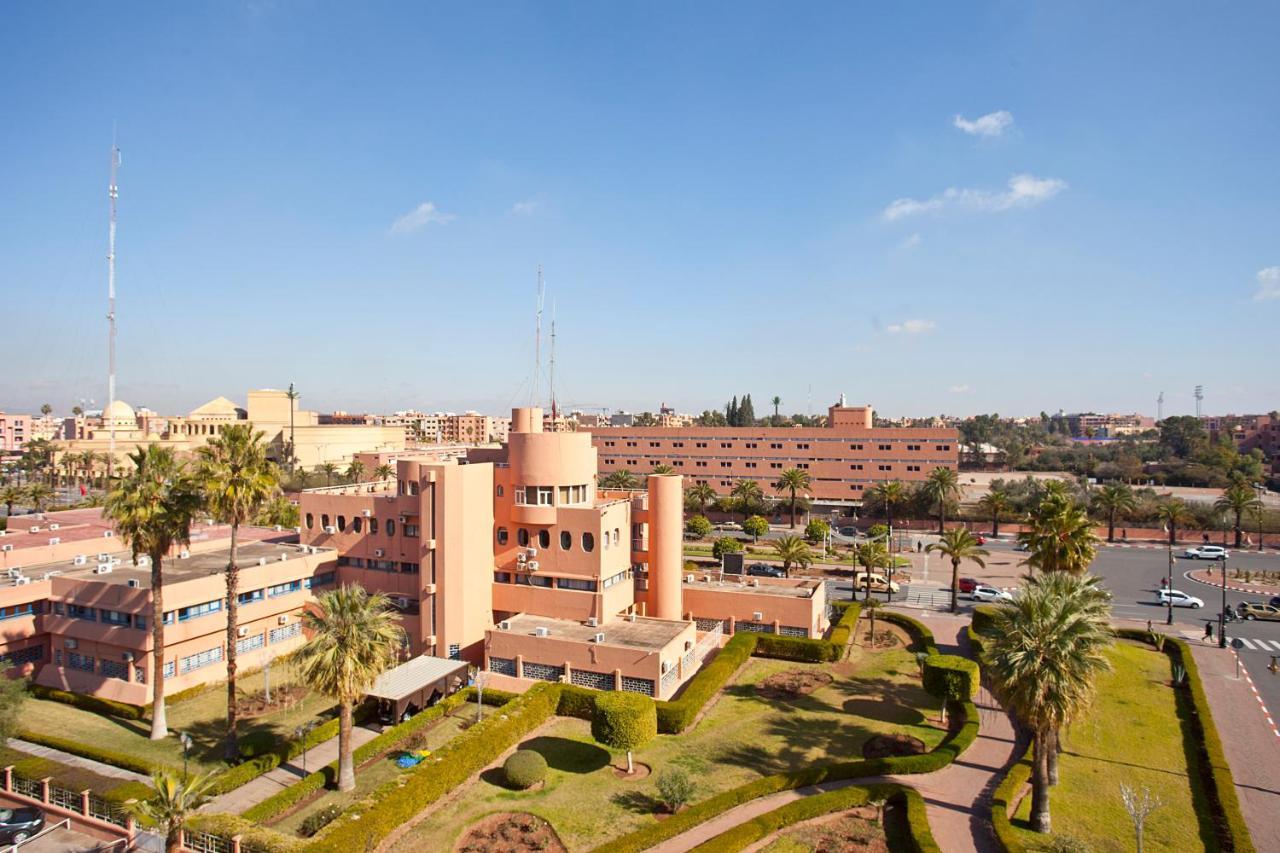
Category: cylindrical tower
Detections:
[
  {"x1": 647, "y1": 473, "x2": 683, "y2": 621},
  {"x1": 512, "y1": 407, "x2": 543, "y2": 434}
]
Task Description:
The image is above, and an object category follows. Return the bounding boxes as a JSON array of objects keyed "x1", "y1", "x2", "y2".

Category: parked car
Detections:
[
  {"x1": 971, "y1": 585, "x2": 1012, "y2": 602},
  {"x1": 838, "y1": 527, "x2": 858, "y2": 537},
  {"x1": 1182, "y1": 545, "x2": 1229, "y2": 560},
  {"x1": 852, "y1": 572, "x2": 900, "y2": 594},
  {"x1": 958, "y1": 577, "x2": 978, "y2": 594},
  {"x1": 1157, "y1": 589, "x2": 1204, "y2": 608},
  {"x1": 1238, "y1": 602, "x2": 1280, "y2": 621},
  {"x1": 0, "y1": 806, "x2": 44, "y2": 844},
  {"x1": 746, "y1": 563, "x2": 786, "y2": 578},
  {"x1": 975, "y1": 534, "x2": 987, "y2": 545},
  {"x1": 1014, "y1": 541, "x2": 1030, "y2": 552}
]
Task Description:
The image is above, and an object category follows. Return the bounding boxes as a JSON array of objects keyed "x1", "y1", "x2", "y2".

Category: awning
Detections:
[{"x1": 366, "y1": 655, "x2": 469, "y2": 702}]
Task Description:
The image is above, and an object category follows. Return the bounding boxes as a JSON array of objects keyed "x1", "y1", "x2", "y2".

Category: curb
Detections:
[{"x1": 1185, "y1": 571, "x2": 1279, "y2": 596}]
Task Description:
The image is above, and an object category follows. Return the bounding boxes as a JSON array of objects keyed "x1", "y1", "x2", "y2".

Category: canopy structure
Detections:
[{"x1": 366, "y1": 655, "x2": 469, "y2": 722}]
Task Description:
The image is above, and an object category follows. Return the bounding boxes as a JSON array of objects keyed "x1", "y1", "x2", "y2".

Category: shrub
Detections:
[
  {"x1": 827, "y1": 602, "x2": 861, "y2": 647},
  {"x1": 742, "y1": 515, "x2": 770, "y2": 541},
  {"x1": 592, "y1": 692, "x2": 657, "y2": 762},
  {"x1": 970, "y1": 604, "x2": 1001, "y2": 636},
  {"x1": 754, "y1": 633, "x2": 838, "y2": 663},
  {"x1": 922, "y1": 655, "x2": 979, "y2": 704},
  {"x1": 655, "y1": 632, "x2": 756, "y2": 734},
  {"x1": 685, "y1": 515, "x2": 713, "y2": 539},
  {"x1": 991, "y1": 745, "x2": 1032, "y2": 853},
  {"x1": 803, "y1": 518, "x2": 830, "y2": 544},
  {"x1": 16, "y1": 730, "x2": 158, "y2": 776},
  {"x1": 656, "y1": 767, "x2": 697, "y2": 813},
  {"x1": 298, "y1": 804, "x2": 343, "y2": 838},
  {"x1": 555, "y1": 684, "x2": 597, "y2": 720},
  {"x1": 878, "y1": 610, "x2": 939, "y2": 655},
  {"x1": 503, "y1": 750, "x2": 548, "y2": 789},
  {"x1": 186, "y1": 813, "x2": 301, "y2": 852},
  {"x1": 27, "y1": 685, "x2": 145, "y2": 720},
  {"x1": 712, "y1": 536, "x2": 744, "y2": 560}
]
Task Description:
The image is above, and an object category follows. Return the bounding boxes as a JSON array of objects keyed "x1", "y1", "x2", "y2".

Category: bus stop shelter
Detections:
[{"x1": 366, "y1": 655, "x2": 469, "y2": 724}]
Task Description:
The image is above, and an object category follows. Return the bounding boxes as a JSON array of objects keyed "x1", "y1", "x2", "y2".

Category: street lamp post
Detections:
[
  {"x1": 1256, "y1": 484, "x2": 1267, "y2": 553},
  {"x1": 295, "y1": 721, "x2": 316, "y2": 774},
  {"x1": 1219, "y1": 553, "x2": 1229, "y2": 649},
  {"x1": 1165, "y1": 539, "x2": 1174, "y2": 626},
  {"x1": 178, "y1": 732, "x2": 192, "y2": 782}
]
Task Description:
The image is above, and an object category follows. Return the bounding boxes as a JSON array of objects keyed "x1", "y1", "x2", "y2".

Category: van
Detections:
[{"x1": 852, "y1": 572, "x2": 900, "y2": 594}]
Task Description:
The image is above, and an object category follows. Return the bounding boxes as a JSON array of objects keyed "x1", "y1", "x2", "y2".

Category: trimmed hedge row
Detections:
[
  {"x1": 875, "y1": 610, "x2": 939, "y2": 655},
  {"x1": 306, "y1": 683, "x2": 561, "y2": 852},
  {"x1": 597, "y1": 698, "x2": 979, "y2": 853},
  {"x1": 186, "y1": 813, "x2": 303, "y2": 853},
  {"x1": 16, "y1": 730, "x2": 160, "y2": 777},
  {"x1": 28, "y1": 685, "x2": 146, "y2": 720},
  {"x1": 687, "y1": 783, "x2": 938, "y2": 853},
  {"x1": 970, "y1": 603, "x2": 1000, "y2": 637},
  {"x1": 990, "y1": 746, "x2": 1033, "y2": 852},
  {"x1": 922, "y1": 655, "x2": 979, "y2": 703},
  {"x1": 655, "y1": 633, "x2": 756, "y2": 733},
  {"x1": 753, "y1": 633, "x2": 841, "y2": 663},
  {"x1": 828, "y1": 601, "x2": 863, "y2": 647}
]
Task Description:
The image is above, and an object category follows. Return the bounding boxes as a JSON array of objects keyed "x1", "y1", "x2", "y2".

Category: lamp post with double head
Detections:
[
  {"x1": 1219, "y1": 552, "x2": 1229, "y2": 649},
  {"x1": 178, "y1": 732, "x2": 193, "y2": 782},
  {"x1": 1166, "y1": 538, "x2": 1174, "y2": 626}
]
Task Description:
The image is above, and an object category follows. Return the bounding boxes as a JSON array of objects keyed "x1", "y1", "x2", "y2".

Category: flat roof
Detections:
[
  {"x1": 496, "y1": 613, "x2": 688, "y2": 651},
  {"x1": 682, "y1": 575, "x2": 819, "y2": 599},
  {"x1": 13, "y1": 541, "x2": 331, "y2": 588},
  {"x1": 367, "y1": 655, "x2": 468, "y2": 701}
]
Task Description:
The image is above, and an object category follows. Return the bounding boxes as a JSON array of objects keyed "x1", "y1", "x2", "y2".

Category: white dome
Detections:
[{"x1": 104, "y1": 400, "x2": 136, "y2": 421}]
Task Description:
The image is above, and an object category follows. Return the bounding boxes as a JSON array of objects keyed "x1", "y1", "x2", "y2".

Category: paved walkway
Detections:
[
  {"x1": 653, "y1": 612, "x2": 1021, "y2": 853},
  {"x1": 201, "y1": 725, "x2": 380, "y2": 814},
  {"x1": 1188, "y1": 642, "x2": 1280, "y2": 853},
  {"x1": 6, "y1": 738, "x2": 150, "y2": 785}
]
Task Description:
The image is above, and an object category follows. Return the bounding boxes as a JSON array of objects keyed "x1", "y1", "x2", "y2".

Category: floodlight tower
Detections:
[
  {"x1": 1157, "y1": 391, "x2": 1164, "y2": 422},
  {"x1": 1194, "y1": 385, "x2": 1204, "y2": 418},
  {"x1": 106, "y1": 141, "x2": 121, "y2": 479}
]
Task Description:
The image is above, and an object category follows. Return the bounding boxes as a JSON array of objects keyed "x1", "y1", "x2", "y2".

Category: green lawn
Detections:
[
  {"x1": 1010, "y1": 642, "x2": 1207, "y2": 852},
  {"x1": 21, "y1": 660, "x2": 337, "y2": 774},
  {"x1": 388, "y1": 644, "x2": 944, "y2": 852},
  {"x1": 0, "y1": 745, "x2": 147, "y2": 800}
]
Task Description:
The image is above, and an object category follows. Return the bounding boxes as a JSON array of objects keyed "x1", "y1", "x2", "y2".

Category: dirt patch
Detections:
[
  {"x1": 235, "y1": 684, "x2": 308, "y2": 718},
  {"x1": 860, "y1": 622, "x2": 910, "y2": 651},
  {"x1": 757, "y1": 669, "x2": 834, "y2": 699},
  {"x1": 612, "y1": 761, "x2": 651, "y2": 780},
  {"x1": 861, "y1": 733, "x2": 927, "y2": 759},
  {"x1": 454, "y1": 812, "x2": 567, "y2": 853},
  {"x1": 760, "y1": 808, "x2": 886, "y2": 852}
]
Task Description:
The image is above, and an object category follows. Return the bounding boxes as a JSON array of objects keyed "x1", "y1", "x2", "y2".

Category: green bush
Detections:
[
  {"x1": 592, "y1": 692, "x2": 657, "y2": 755},
  {"x1": 712, "y1": 536, "x2": 744, "y2": 560},
  {"x1": 656, "y1": 767, "x2": 697, "y2": 813},
  {"x1": 28, "y1": 685, "x2": 145, "y2": 720},
  {"x1": 990, "y1": 746, "x2": 1033, "y2": 853},
  {"x1": 298, "y1": 804, "x2": 343, "y2": 838},
  {"x1": 503, "y1": 749, "x2": 548, "y2": 789},
  {"x1": 656, "y1": 633, "x2": 756, "y2": 734},
  {"x1": 922, "y1": 655, "x2": 979, "y2": 703},
  {"x1": 16, "y1": 730, "x2": 159, "y2": 776},
  {"x1": 555, "y1": 684, "x2": 597, "y2": 720},
  {"x1": 828, "y1": 601, "x2": 862, "y2": 647},
  {"x1": 742, "y1": 516, "x2": 770, "y2": 540},
  {"x1": 971, "y1": 603, "x2": 1001, "y2": 636},
  {"x1": 686, "y1": 515, "x2": 713, "y2": 539},
  {"x1": 877, "y1": 610, "x2": 939, "y2": 655},
  {"x1": 753, "y1": 633, "x2": 839, "y2": 663},
  {"x1": 186, "y1": 814, "x2": 302, "y2": 852}
]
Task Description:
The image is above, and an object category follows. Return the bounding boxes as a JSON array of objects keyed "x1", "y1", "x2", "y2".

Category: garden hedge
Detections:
[
  {"x1": 753, "y1": 633, "x2": 840, "y2": 663},
  {"x1": 16, "y1": 730, "x2": 160, "y2": 777},
  {"x1": 970, "y1": 603, "x2": 1001, "y2": 636},
  {"x1": 922, "y1": 655, "x2": 979, "y2": 703},
  {"x1": 876, "y1": 610, "x2": 938, "y2": 655},
  {"x1": 990, "y1": 745, "x2": 1033, "y2": 853},
  {"x1": 655, "y1": 632, "x2": 755, "y2": 734},
  {"x1": 186, "y1": 813, "x2": 303, "y2": 853},
  {"x1": 554, "y1": 683, "x2": 598, "y2": 720},
  {"x1": 28, "y1": 685, "x2": 146, "y2": 720},
  {"x1": 592, "y1": 692, "x2": 657, "y2": 754},
  {"x1": 827, "y1": 601, "x2": 862, "y2": 647},
  {"x1": 503, "y1": 749, "x2": 547, "y2": 789}
]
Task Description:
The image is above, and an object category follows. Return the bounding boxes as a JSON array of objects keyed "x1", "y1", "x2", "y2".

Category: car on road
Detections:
[
  {"x1": 851, "y1": 572, "x2": 900, "y2": 594},
  {"x1": 1182, "y1": 545, "x2": 1229, "y2": 560},
  {"x1": 0, "y1": 806, "x2": 44, "y2": 844},
  {"x1": 838, "y1": 527, "x2": 858, "y2": 537},
  {"x1": 1157, "y1": 589, "x2": 1204, "y2": 608},
  {"x1": 1268, "y1": 596, "x2": 1280, "y2": 609},
  {"x1": 746, "y1": 563, "x2": 786, "y2": 578},
  {"x1": 958, "y1": 577, "x2": 978, "y2": 594},
  {"x1": 1238, "y1": 602, "x2": 1280, "y2": 621},
  {"x1": 971, "y1": 584, "x2": 1013, "y2": 602},
  {"x1": 975, "y1": 534, "x2": 987, "y2": 545},
  {"x1": 1013, "y1": 541, "x2": 1030, "y2": 552}
]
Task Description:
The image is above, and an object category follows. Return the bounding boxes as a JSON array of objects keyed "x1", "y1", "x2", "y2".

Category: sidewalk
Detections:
[
  {"x1": 201, "y1": 725, "x2": 380, "y2": 814},
  {"x1": 6, "y1": 738, "x2": 151, "y2": 785},
  {"x1": 1188, "y1": 643, "x2": 1280, "y2": 853}
]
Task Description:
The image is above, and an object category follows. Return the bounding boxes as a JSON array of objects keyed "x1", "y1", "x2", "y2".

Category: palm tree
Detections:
[
  {"x1": 296, "y1": 584, "x2": 402, "y2": 791},
  {"x1": 25, "y1": 483, "x2": 53, "y2": 513},
  {"x1": 927, "y1": 528, "x2": 989, "y2": 613},
  {"x1": 59, "y1": 453, "x2": 76, "y2": 491},
  {"x1": 195, "y1": 425, "x2": 280, "y2": 761},
  {"x1": 772, "y1": 535, "x2": 812, "y2": 578},
  {"x1": 863, "y1": 597, "x2": 883, "y2": 647},
  {"x1": 921, "y1": 468, "x2": 961, "y2": 534},
  {"x1": 602, "y1": 469, "x2": 640, "y2": 489},
  {"x1": 1091, "y1": 484, "x2": 1137, "y2": 543},
  {"x1": 731, "y1": 480, "x2": 764, "y2": 522},
  {"x1": 1155, "y1": 498, "x2": 1192, "y2": 546},
  {"x1": 103, "y1": 445, "x2": 202, "y2": 739},
  {"x1": 651, "y1": 464, "x2": 675, "y2": 475},
  {"x1": 773, "y1": 468, "x2": 811, "y2": 529},
  {"x1": 373, "y1": 463, "x2": 394, "y2": 482},
  {"x1": 685, "y1": 482, "x2": 716, "y2": 514},
  {"x1": 866, "y1": 480, "x2": 907, "y2": 532},
  {"x1": 128, "y1": 769, "x2": 216, "y2": 853},
  {"x1": 319, "y1": 462, "x2": 339, "y2": 487},
  {"x1": 40, "y1": 403, "x2": 52, "y2": 417},
  {"x1": 982, "y1": 572, "x2": 1113, "y2": 834},
  {"x1": 1017, "y1": 501, "x2": 1099, "y2": 575},
  {"x1": 345, "y1": 459, "x2": 365, "y2": 484},
  {"x1": 292, "y1": 466, "x2": 313, "y2": 490},
  {"x1": 0, "y1": 484, "x2": 23, "y2": 517},
  {"x1": 71, "y1": 405, "x2": 83, "y2": 416},
  {"x1": 978, "y1": 490, "x2": 1013, "y2": 537},
  {"x1": 1216, "y1": 482, "x2": 1263, "y2": 549},
  {"x1": 771, "y1": 396, "x2": 782, "y2": 419},
  {"x1": 854, "y1": 541, "x2": 889, "y2": 602}
]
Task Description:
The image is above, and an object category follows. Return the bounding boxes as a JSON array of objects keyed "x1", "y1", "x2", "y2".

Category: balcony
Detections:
[{"x1": 511, "y1": 503, "x2": 556, "y2": 525}]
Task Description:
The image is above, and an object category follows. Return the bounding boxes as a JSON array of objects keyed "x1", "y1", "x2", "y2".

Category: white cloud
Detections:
[
  {"x1": 390, "y1": 201, "x2": 454, "y2": 234},
  {"x1": 953, "y1": 110, "x2": 1014, "y2": 137},
  {"x1": 899, "y1": 233, "x2": 923, "y2": 250},
  {"x1": 881, "y1": 173, "x2": 1067, "y2": 222},
  {"x1": 886, "y1": 319, "x2": 936, "y2": 335},
  {"x1": 510, "y1": 200, "x2": 539, "y2": 216},
  {"x1": 1254, "y1": 266, "x2": 1280, "y2": 301},
  {"x1": 948, "y1": 384, "x2": 972, "y2": 394}
]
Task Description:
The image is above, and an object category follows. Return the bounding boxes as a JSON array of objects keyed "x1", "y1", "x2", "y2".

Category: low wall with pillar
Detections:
[{"x1": 0, "y1": 766, "x2": 134, "y2": 847}]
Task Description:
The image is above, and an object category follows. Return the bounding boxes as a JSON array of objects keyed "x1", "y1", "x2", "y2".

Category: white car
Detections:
[
  {"x1": 971, "y1": 584, "x2": 1013, "y2": 603},
  {"x1": 1158, "y1": 589, "x2": 1204, "y2": 609},
  {"x1": 1183, "y1": 546, "x2": 1229, "y2": 560}
]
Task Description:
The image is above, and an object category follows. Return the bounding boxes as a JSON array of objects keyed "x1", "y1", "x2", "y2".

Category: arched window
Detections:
[
  {"x1": 582, "y1": 532, "x2": 595, "y2": 552},
  {"x1": 321, "y1": 514, "x2": 330, "y2": 529},
  {"x1": 560, "y1": 531, "x2": 572, "y2": 550},
  {"x1": 496, "y1": 485, "x2": 504, "y2": 497},
  {"x1": 369, "y1": 518, "x2": 379, "y2": 535},
  {"x1": 602, "y1": 533, "x2": 609, "y2": 550},
  {"x1": 613, "y1": 528, "x2": 621, "y2": 545},
  {"x1": 517, "y1": 528, "x2": 530, "y2": 547},
  {"x1": 387, "y1": 519, "x2": 396, "y2": 536},
  {"x1": 337, "y1": 515, "x2": 346, "y2": 532},
  {"x1": 497, "y1": 527, "x2": 509, "y2": 545},
  {"x1": 353, "y1": 517, "x2": 363, "y2": 533},
  {"x1": 538, "y1": 529, "x2": 550, "y2": 549},
  {"x1": 305, "y1": 513, "x2": 314, "y2": 530}
]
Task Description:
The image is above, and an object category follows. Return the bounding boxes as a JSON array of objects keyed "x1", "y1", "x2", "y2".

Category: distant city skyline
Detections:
[{"x1": 2, "y1": 4, "x2": 1276, "y2": 417}]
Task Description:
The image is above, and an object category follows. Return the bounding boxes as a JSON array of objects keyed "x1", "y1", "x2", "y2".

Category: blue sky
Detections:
[{"x1": 2, "y1": 2, "x2": 1277, "y2": 420}]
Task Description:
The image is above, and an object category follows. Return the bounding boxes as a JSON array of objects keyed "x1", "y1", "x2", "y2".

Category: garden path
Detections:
[{"x1": 6, "y1": 738, "x2": 151, "y2": 785}]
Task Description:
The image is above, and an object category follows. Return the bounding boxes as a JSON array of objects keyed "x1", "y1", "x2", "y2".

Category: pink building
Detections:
[{"x1": 0, "y1": 412, "x2": 32, "y2": 455}]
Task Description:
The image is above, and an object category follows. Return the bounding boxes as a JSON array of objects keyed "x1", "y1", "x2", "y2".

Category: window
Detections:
[
  {"x1": 336, "y1": 515, "x2": 347, "y2": 532},
  {"x1": 135, "y1": 615, "x2": 146, "y2": 630},
  {"x1": 305, "y1": 513, "x2": 314, "y2": 529},
  {"x1": 353, "y1": 517, "x2": 363, "y2": 533},
  {"x1": 878, "y1": 444, "x2": 891, "y2": 451},
  {"x1": 100, "y1": 609, "x2": 130, "y2": 627},
  {"x1": 534, "y1": 486, "x2": 553, "y2": 505},
  {"x1": 238, "y1": 589, "x2": 264, "y2": 606},
  {"x1": 560, "y1": 531, "x2": 572, "y2": 550},
  {"x1": 517, "y1": 528, "x2": 530, "y2": 547},
  {"x1": 399, "y1": 562, "x2": 419, "y2": 574},
  {"x1": 268, "y1": 580, "x2": 303, "y2": 597},
  {"x1": 494, "y1": 571, "x2": 512, "y2": 583},
  {"x1": 0, "y1": 645, "x2": 42, "y2": 668},
  {"x1": 0, "y1": 603, "x2": 39, "y2": 620},
  {"x1": 180, "y1": 647, "x2": 223, "y2": 674},
  {"x1": 720, "y1": 442, "x2": 732, "y2": 449},
  {"x1": 304, "y1": 572, "x2": 336, "y2": 588},
  {"x1": 514, "y1": 487, "x2": 526, "y2": 503},
  {"x1": 68, "y1": 652, "x2": 95, "y2": 673},
  {"x1": 514, "y1": 574, "x2": 553, "y2": 587},
  {"x1": 557, "y1": 577, "x2": 597, "y2": 592},
  {"x1": 270, "y1": 622, "x2": 302, "y2": 644},
  {"x1": 496, "y1": 485, "x2": 504, "y2": 497},
  {"x1": 67, "y1": 604, "x2": 96, "y2": 621},
  {"x1": 178, "y1": 599, "x2": 222, "y2": 622},
  {"x1": 649, "y1": 441, "x2": 660, "y2": 448},
  {"x1": 538, "y1": 529, "x2": 550, "y2": 549},
  {"x1": 386, "y1": 519, "x2": 396, "y2": 536},
  {"x1": 602, "y1": 569, "x2": 631, "y2": 589},
  {"x1": 613, "y1": 528, "x2": 621, "y2": 545},
  {"x1": 321, "y1": 514, "x2": 331, "y2": 529},
  {"x1": 404, "y1": 524, "x2": 419, "y2": 537},
  {"x1": 369, "y1": 518, "x2": 379, "y2": 534},
  {"x1": 850, "y1": 444, "x2": 863, "y2": 450},
  {"x1": 237, "y1": 633, "x2": 265, "y2": 654},
  {"x1": 582, "y1": 532, "x2": 595, "y2": 552},
  {"x1": 497, "y1": 527, "x2": 509, "y2": 545}
]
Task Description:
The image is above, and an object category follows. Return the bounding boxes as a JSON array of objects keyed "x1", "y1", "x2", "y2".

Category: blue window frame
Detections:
[
  {"x1": 100, "y1": 609, "x2": 131, "y2": 627},
  {"x1": 303, "y1": 573, "x2": 335, "y2": 589},
  {"x1": 268, "y1": 580, "x2": 303, "y2": 597},
  {"x1": 0, "y1": 603, "x2": 40, "y2": 620},
  {"x1": 67, "y1": 604, "x2": 96, "y2": 621},
  {"x1": 238, "y1": 589, "x2": 264, "y2": 606},
  {"x1": 177, "y1": 600, "x2": 222, "y2": 622},
  {"x1": 179, "y1": 646, "x2": 223, "y2": 674}
]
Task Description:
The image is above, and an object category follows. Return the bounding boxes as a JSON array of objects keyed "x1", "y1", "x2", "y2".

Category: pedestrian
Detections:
[
  {"x1": 1122, "y1": 529, "x2": 1128, "y2": 541},
  {"x1": 1203, "y1": 532, "x2": 1211, "y2": 545},
  {"x1": 1147, "y1": 620, "x2": 1153, "y2": 633},
  {"x1": 1204, "y1": 622, "x2": 1214, "y2": 642},
  {"x1": 916, "y1": 540, "x2": 923, "y2": 554}
]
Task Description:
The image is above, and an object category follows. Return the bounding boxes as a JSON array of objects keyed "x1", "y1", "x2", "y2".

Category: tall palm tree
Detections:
[
  {"x1": 771, "y1": 396, "x2": 782, "y2": 419},
  {"x1": 854, "y1": 541, "x2": 889, "y2": 601},
  {"x1": 773, "y1": 468, "x2": 811, "y2": 529},
  {"x1": 982, "y1": 572, "x2": 1112, "y2": 834},
  {"x1": 1155, "y1": 498, "x2": 1192, "y2": 546},
  {"x1": 602, "y1": 469, "x2": 640, "y2": 489},
  {"x1": 651, "y1": 463, "x2": 675, "y2": 475},
  {"x1": 195, "y1": 425, "x2": 280, "y2": 761},
  {"x1": 866, "y1": 480, "x2": 907, "y2": 533},
  {"x1": 292, "y1": 466, "x2": 313, "y2": 490},
  {"x1": 373, "y1": 463, "x2": 394, "y2": 482},
  {"x1": 772, "y1": 535, "x2": 812, "y2": 578},
  {"x1": 0, "y1": 484, "x2": 23, "y2": 517},
  {"x1": 59, "y1": 453, "x2": 76, "y2": 491},
  {"x1": 1216, "y1": 482, "x2": 1263, "y2": 549},
  {"x1": 731, "y1": 479, "x2": 765, "y2": 522},
  {"x1": 921, "y1": 468, "x2": 961, "y2": 534},
  {"x1": 103, "y1": 445, "x2": 202, "y2": 739},
  {"x1": 128, "y1": 770, "x2": 216, "y2": 853},
  {"x1": 345, "y1": 459, "x2": 365, "y2": 484},
  {"x1": 319, "y1": 462, "x2": 339, "y2": 487},
  {"x1": 296, "y1": 585, "x2": 402, "y2": 791},
  {"x1": 25, "y1": 483, "x2": 53, "y2": 513},
  {"x1": 927, "y1": 528, "x2": 989, "y2": 613},
  {"x1": 978, "y1": 490, "x2": 1013, "y2": 537},
  {"x1": 1017, "y1": 500, "x2": 1099, "y2": 575},
  {"x1": 685, "y1": 483, "x2": 716, "y2": 514},
  {"x1": 1091, "y1": 484, "x2": 1137, "y2": 543}
]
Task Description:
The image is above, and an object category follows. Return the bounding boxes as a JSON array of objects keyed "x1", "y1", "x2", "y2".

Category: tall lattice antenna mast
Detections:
[
  {"x1": 1194, "y1": 385, "x2": 1204, "y2": 418},
  {"x1": 532, "y1": 266, "x2": 544, "y2": 406},
  {"x1": 1157, "y1": 391, "x2": 1164, "y2": 422},
  {"x1": 549, "y1": 299, "x2": 557, "y2": 420},
  {"x1": 107, "y1": 138, "x2": 120, "y2": 479}
]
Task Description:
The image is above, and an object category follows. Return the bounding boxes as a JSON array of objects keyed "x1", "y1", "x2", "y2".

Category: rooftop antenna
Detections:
[
  {"x1": 532, "y1": 266, "x2": 544, "y2": 406},
  {"x1": 549, "y1": 299, "x2": 557, "y2": 421},
  {"x1": 1194, "y1": 385, "x2": 1204, "y2": 418},
  {"x1": 106, "y1": 134, "x2": 121, "y2": 480},
  {"x1": 1157, "y1": 391, "x2": 1164, "y2": 422}
]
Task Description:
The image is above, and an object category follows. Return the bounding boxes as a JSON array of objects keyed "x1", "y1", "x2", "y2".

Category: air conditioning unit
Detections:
[
  {"x1": 586, "y1": 617, "x2": 598, "y2": 628},
  {"x1": 97, "y1": 553, "x2": 110, "y2": 562},
  {"x1": 179, "y1": 549, "x2": 191, "y2": 559},
  {"x1": 237, "y1": 626, "x2": 249, "y2": 637},
  {"x1": 293, "y1": 526, "x2": 302, "y2": 534},
  {"x1": 374, "y1": 548, "x2": 385, "y2": 558},
  {"x1": 753, "y1": 611, "x2": 764, "y2": 621},
  {"x1": 395, "y1": 596, "x2": 409, "y2": 609},
  {"x1": 362, "y1": 509, "x2": 372, "y2": 517},
  {"x1": 0, "y1": 544, "x2": 12, "y2": 553},
  {"x1": 64, "y1": 638, "x2": 78, "y2": 649},
  {"x1": 751, "y1": 579, "x2": 760, "y2": 587},
  {"x1": 498, "y1": 620, "x2": 511, "y2": 630},
  {"x1": 6, "y1": 568, "x2": 21, "y2": 578},
  {"x1": 526, "y1": 560, "x2": 540, "y2": 572},
  {"x1": 48, "y1": 537, "x2": 60, "y2": 545},
  {"x1": 136, "y1": 555, "x2": 150, "y2": 565},
  {"x1": 122, "y1": 652, "x2": 134, "y2": 662},
  {"x1": 534, "y1": 626, "x2": 550, "y2": 637},
  {"x1": 279, "y1": 554, "x2": 289, "y2": 562},
  {"x1": 661, "y1": 660, "x2": 672, "y2": 673},
  {"x1": 685, "y1": 574, "x2": 695, "y2": 583},
  {"x1": 102, "y1": 530, "x2": 114, "y2": 538},
  {"x1": 127, "y1": 579, "x2": 140, "y2": 588},
  {"x1": 398, "y1": 514, "x2": 407, "y2": 523},
  {"x1": 323, "y1": 526, "x2": 336, "y2": 534},
  {"x1": 278, "y1": 615, "x2": 289, "y2": 625},
  {"x1": 12, "y1": 577, "x2": 30, "y2": 586},
  {"x1": 628, "y1": 612, "x2": 637, "y2": 623},
  {"x1": 258, "y1": 557, "x2": 267, "y2": 566},
  {"x1": 96, "y1": 563, "x2": 113, "y2": 574},
  {"x1": 48, "y1": 524, "x2": 59, "y2": 531},
  {"x1": 274, "y1": 525, "x2": 282, "y2": 532},
  {"x1": 297, "y1": 544, "x2": 310, "y2": 553},
  {"x1": 28, "y1": 526, "x2": 41, "y2": 533},
  {"x1": 526, "y1": 548, "x2": 538, "y2": 559},
  {"x1": 42, "y1": 571, "x2": 61, "y2": 580},
  {"x1": 592, "y1": 632, "x2": 605, "y2": 644},
  {"x1": 72, "y1": 555, "x2": 86, "y2": 566},
  {"x1": 516, "y1": 551, "x2": 527, "y2": 563}
]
